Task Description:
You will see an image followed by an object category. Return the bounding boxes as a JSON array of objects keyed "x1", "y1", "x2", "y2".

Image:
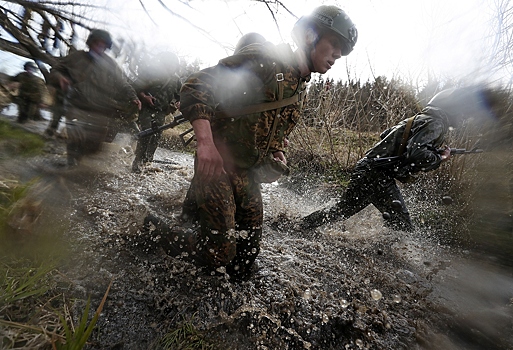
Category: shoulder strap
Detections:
[
  {"x1": 215, "y1": 91, "x2": 304, "y2": 119},
  {"x1": 397, "y1": 115, "x2": 416, "y2": 156},
  {"x1": 262, "y1": 68, "x2": 285, "y2": 155}
]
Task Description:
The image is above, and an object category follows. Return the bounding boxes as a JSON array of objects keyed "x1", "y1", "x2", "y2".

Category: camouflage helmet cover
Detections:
[
  {"x1": 293, "y1": 5, "x2": 357, "y2": 56},
  {"x1": 86, "y1": 29, "x2": 113, "y2": 49}
]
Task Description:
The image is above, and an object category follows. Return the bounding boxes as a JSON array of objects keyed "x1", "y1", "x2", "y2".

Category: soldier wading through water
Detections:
[
  {"x1": 48, "y1": 29, "x2": 141, "y2": 167},
  {"x1": 301, "y1": 86, "x2": 502, "y2": 232},
  {"x1": 144, "y1": 5, "x2": 358, "y2": 281},
  {"x1": 131, "y1": 52, "x2": 182, "y2": 173},
  {"x1": 10, "y1": 61, "x2": 46, "y2": 123}
]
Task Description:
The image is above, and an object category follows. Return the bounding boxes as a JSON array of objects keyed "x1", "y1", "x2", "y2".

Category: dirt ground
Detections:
[{"x1": 1, "y1": 114, "x2": 513, "y2": 350}]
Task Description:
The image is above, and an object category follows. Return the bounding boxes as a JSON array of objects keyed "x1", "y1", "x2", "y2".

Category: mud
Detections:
[{"x1": 1, "y1": 115, "x2": 513, "y2": 350}]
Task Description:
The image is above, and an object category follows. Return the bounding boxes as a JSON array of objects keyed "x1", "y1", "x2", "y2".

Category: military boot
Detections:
[{"x1": 143, "y1": 214, "x2": 197, "y2": 259}]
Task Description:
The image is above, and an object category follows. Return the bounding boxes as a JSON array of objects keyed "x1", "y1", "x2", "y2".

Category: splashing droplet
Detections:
[
  {"x1": 370, "y1": 289, "x2": 382, "y2": 301},
  {"x1": 303, "y1": 289, "x2": 311, "y2": 300}
]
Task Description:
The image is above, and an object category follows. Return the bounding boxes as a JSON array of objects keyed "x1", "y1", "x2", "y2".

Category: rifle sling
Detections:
[
  {"x1": 214, "y1": 91, "x2": 304, "y2": 119},
  {"x1": 397, "y1": 115, "x2": 416, "y2": 156}
]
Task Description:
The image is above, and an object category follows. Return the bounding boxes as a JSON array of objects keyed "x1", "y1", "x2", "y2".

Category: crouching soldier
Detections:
[
  {"x1": 301, "y1": 86, "x2": 502, "y2": 232},
  {"x1": 144, "y1": 5, "x2": 358, "y2": 281}
]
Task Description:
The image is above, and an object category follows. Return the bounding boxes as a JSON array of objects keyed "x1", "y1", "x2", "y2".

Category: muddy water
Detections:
[{"x1": 4, "y1": 128, "x2": 513, "y2": 349}]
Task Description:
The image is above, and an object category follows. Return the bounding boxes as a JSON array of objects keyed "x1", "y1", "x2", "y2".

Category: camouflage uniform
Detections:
[
  {"x1": 48, "y1": 50, "x2": 138, "y2": 165},
  {"x1": 11, "y1": 71, "x2": 45, "y2": 123},
  {"x1": 154, "y1": 43, "x2": 308, "y2": 279},
  {"x1": 132, "y1": 75, "x2": 181, "y2": 170},
  {"x1": 302, "y1": 87, "x2": 494, "y2": 231}
]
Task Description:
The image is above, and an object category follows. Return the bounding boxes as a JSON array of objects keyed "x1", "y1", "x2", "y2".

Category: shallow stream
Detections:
[{"x1": 3, "y1": 122, "x2": 513, "y2": 349}]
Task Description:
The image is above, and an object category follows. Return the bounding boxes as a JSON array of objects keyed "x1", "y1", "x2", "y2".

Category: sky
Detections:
[
  {"x1": 101, "y1": 0, "x2": 495, "y2": 84},
  {"x1": 0, "y1": 0, "x2": 499, "y2": 85}
]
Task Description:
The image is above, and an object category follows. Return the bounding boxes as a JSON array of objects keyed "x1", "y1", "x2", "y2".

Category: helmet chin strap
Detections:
[{"x1": 304, "y1": 39, "x2": 319, "y2": 73}]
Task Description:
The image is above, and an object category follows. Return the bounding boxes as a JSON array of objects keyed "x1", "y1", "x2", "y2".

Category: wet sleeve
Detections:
[
  {"x1": 179, "y1": 65, "x2": 221, "y2": 123},
  {"x1": 405, "y1": 120, "x2": 445, "y2": 172}
]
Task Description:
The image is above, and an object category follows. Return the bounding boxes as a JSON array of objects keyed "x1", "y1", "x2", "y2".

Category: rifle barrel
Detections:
[{"x1": 135, "y1": 114, "x2": 187, "y2": 139}]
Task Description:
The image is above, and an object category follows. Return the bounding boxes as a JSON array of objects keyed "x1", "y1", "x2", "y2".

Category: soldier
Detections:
[
  {"x1": 233, "y1": 32, "x2": 266, "y2": 54},
  {"x1": 48, "y1": 29, "x2": 141, "y2": 166},
  {"x1": 44, "y1": 87, "x2": 66, "y2": 137},
  {"x1": 10, "y1": 61, "x2": 46, "y2": 123},
  {"x1": 145, "y1": 5, "x2": 358, "y2": 280},
  {"x1": 301, "y1": 86, "x2": 501, "y2": 232},
  {"x1": 131, "y1": 52, "x2": 182, "y2": 173}
]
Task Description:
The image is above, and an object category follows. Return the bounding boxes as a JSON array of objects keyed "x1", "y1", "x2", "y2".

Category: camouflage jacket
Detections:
[
  {"x1": 133, "y1": 74, "x2": 181, "y2": 115},
  {"x1": 11, "y1": 72, "x2": 45, "y2": 103},
  {"x1": 180, "y1": 43, "x2": 308, "y2": 169},
  {"x1": 365, "y1": 107, "x2": 449, "y2": 177},
  {"x1": 366, "y1": 86, "x2": 492, "y2": 177},
  {"x1": 48, "y1": 50, "x2": 137, "y2": 115}
]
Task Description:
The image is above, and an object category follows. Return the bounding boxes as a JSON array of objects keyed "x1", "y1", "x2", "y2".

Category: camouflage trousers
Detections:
[
  {"x1": 65, "y1": 107, "x2": 111, "y2": 165},
  {"x1": 16, "y1": 98, "x2": 41, "y2": 123},
  {"x1": 133, "y1": 109, "x2": 166, "y2": 166},
  {"x1": 304, "y1": 158, "x2": 413, "y2": 231},
  {"x1": 162, "y1": 163, "x2": 263, "y2": 279}
]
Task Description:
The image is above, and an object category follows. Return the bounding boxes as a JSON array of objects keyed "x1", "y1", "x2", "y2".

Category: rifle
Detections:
[
  {"x1": 371, "y1": 147, "x2": 484, "y2": 169},
  {"x1": 446, "y1": 148, "x2": 483, "y2": 155},
  {"x1": 136, "y1": 113, "x2": 188, "y2": 139}
]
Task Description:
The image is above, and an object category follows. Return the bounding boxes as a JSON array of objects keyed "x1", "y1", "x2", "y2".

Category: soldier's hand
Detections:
[
  {"x1": 132, "y1": 98, "x2": 142, "y2": 111},
  {"x1": 139, "y1": 92, "x2": 155, "y2": 107},
  {"x1": 440, "y1": 146, "x2": 451, "y2": 161},
  {"x1": 273, "y1": 151, "x2": 287, "y2": 165},
  {"x1": 196, "y1": 142, "x2": 226, "y2": 181},
  {"x1": 58, "y1": 76, "x2": 71, "y2": 92}
]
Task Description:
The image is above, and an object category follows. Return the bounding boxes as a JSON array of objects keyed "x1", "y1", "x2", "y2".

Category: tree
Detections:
[
  {"x1": 489, "y1": 0, "x2": 513, "y2": 88},
  {"x1": 0, "y1": 1, "x2": 299, "y2": 77},
  {"x1": 0, "y1": 0, "x2": 111, "y2": 76}
]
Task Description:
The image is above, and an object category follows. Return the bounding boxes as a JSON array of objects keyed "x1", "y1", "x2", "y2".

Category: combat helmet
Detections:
[
  {"x1": 293, "y1": 5, "x2": 357, "y2": 56},
  {"x1": 234, "y1": 32, "x2": 266, "y2": 54},
  {"x1": 86, "y1": 29, "x2": 113, "y2": 49},
  {"x1": 24, "y1": 61, "x2": 37, "y2": 71}
]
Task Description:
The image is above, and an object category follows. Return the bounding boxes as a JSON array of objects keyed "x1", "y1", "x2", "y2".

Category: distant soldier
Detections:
[
  {"x1": 48, "y1": 29, "x2": 141, "y2": 166},
  {"x1": 131, "y1": 52, "x2": 182, "y2": 173},
  {"x1": 301, "y1": 86, "x2": 501, "y2": 232},
  {"x1": 10, "y1": 61, "x2": 46, "y2": 123}
]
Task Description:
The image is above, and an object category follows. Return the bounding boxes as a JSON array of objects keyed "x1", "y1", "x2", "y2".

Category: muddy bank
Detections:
[{"x1": 1, "y1": 115, "x2": 513, "y2": 349}]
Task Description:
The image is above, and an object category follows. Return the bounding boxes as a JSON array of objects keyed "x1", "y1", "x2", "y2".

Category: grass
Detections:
[
  {"x1": 53, "y1": 281, "x2": 112, "y2": 350},
  {"x1": 0, "y1": 119, "x2": 45, "y2": 158},
  {"x1": 0, "y1": 122, "x2": 109, "y2": 349},
  {"x1": 156, "y1": 314, "x2": 217, "y2": 350}
]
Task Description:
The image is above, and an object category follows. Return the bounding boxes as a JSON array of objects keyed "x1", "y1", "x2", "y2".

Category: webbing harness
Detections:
[
  {"x1": 215, "y1": 63, "x2": 305, "y2": 157},
  {"x1": 397, "y1": 115, "x2": 416, "y2": 156}
]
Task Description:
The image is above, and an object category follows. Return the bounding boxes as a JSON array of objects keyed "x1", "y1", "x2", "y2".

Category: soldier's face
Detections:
[
  {"x1": 309, "y1": 32, "x2": 343, "y2": 74},
  {"x1": 89, "y1": 40, "x2": 108, "y2": 56}
]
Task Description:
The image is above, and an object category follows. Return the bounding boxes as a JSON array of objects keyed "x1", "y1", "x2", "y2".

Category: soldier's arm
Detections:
[
  {"x1": 192, "y1": 118, "x2": 225, "y2": 181},
  {"x1": 405, "y1": 120, "x2": 446, "y2": 172}
]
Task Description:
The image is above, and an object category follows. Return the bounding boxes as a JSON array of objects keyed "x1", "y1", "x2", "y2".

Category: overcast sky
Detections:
[
  {"x1": 0, "y1": 0, "x2": 498, "y2": 85},
  {"x1": 104, "y1": 0, "x2": 496, "y2": 84}
]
